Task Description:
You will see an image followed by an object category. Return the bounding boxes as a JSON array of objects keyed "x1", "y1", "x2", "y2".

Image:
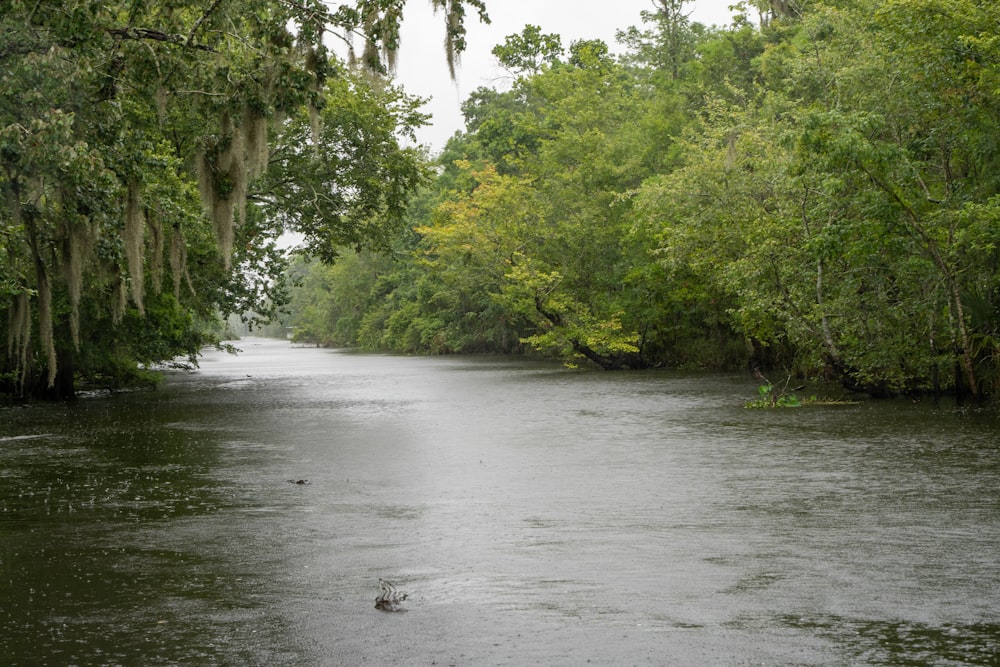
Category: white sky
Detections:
[{"x1": 392, "y1": 0, "x2": 739, "y2": 151}]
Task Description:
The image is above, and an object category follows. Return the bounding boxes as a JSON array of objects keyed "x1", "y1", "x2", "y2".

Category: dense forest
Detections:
[
  {"x1": 0, "y1": 0, "x2": 485, "y2": 398},
  {"x1": 281, "y1": 0, "x2": 1000, "y2": 400},
  {"x1": 3, "y1": 0, "x2": 999, "y2": 402}
]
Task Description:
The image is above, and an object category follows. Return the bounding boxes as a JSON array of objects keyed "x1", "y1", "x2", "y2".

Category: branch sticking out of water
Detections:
[{"x1": 375, "y1": 578, "x2": 408, "y2": 612}]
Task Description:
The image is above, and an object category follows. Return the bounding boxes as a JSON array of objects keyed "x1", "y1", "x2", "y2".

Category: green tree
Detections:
[
  {"x1": 617, "y1": 0, "x2": 698, "y2": 81},
  {"x1": 491, "y1": 24, "x2": 563, "y2": 76},
  {"x1": 256, "y1": 73, "x2": 429, "y2": 264},
  {"x1": 0, "y1": 0, "x2": 488, "y2": 399},
  {"x1": 428, "y1": 38, "x2": 694, "y2": 368},
  {"x1": 277, "y1": 0, "x2": 1000, "y2": 399},
  {"x1": 637, "y1": 0, "x2": 1000, "y2": 397}
]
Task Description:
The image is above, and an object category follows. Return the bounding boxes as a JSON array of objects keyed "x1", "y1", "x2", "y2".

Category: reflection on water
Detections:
[{"x1": 2, "y1": 337, "x2": 998, "y2": 665}]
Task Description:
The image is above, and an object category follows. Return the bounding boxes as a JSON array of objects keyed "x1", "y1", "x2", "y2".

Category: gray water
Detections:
[{"x1": 2, "y1": 337, "x2": 998, "y2": 666}]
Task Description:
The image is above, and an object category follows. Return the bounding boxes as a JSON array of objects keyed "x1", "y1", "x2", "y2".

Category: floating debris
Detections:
[
  {"x1": 286, "y1": 479, "x2": 310, "y2": 485},
  {"x1": 375, "y1": 578, "x2": 408, "y2": 612}
]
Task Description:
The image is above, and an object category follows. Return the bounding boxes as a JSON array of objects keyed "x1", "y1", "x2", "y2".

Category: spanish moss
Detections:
[
  {"x1": 154, "y1": 86, "x2": 168, "y2": 123},
  {"x1": 169, "y1": 223, "x2": 186, "y2": 300},
  {"x1": 35, "y1": 258, "x2": 56, "y2": 388},
  {"x1": 197, "y1": 112, "x2": 251, "y2": 270},
  {"x1": 124, "y1": 182, "x2": 145, "y2": 314},
  {"x1": 112, "y1": 273, "x2": 128, "y2": 324},
  {"x1": 6, "y1": 291, "x2": 30, "y2": 373},
  {"x1": 243, "y1": 108, "x2": 269, "y2": 181},
  {"x1": 148, "y1": 209, "x2": 164, "y2": 294},
  {"x1": 308, "y1": 106, "x2": 320, "y2": 153},
  {"x1": 60, "y1": 216, "x2": 89, "y2": 349},
  {"x1": 431, "y1": 0, "x2": 476, "y2": 79}
]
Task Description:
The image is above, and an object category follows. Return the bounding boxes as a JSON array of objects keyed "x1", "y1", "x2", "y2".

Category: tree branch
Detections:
[
  {"x1": 187, "y1": 0, "x2": 226, "y2": 46},
  {"x1": 105, "y1": 27, "x2": 216, "y2": 52}
]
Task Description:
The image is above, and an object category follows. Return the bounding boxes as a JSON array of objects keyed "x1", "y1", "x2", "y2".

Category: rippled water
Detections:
[{"x1": 2, "y1": 337, "x2": 999, "y2": 665}]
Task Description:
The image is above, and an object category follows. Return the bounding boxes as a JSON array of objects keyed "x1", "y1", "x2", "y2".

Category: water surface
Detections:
[{"x1": 2, "y1": 338, "x2": 998, "y2": 665}]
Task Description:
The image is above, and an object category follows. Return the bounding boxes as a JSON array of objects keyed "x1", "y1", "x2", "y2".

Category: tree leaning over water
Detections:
[{"x1": 0, "y1": 0, "x2": 488, "y2": 399}]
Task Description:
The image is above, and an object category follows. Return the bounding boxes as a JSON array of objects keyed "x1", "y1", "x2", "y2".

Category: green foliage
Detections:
[
  {"x1": 492, "y1": 25, "x2": 563, "y2": 75},
  {"x1": 258, "y1": 73, "x2": 430, "y2": 263},
  {"x1": 277, "y1": 0, "x2": 1000, "y2": 400},
  {"x1": 629, "y1": 0, "x2": 1000, "y2": 398},
  {"x1": 0, "y1": 0, "x2": 484, "y2": 399},
  {"x1": 745, "y1": 383, "x2": 801, "y2": 409}
]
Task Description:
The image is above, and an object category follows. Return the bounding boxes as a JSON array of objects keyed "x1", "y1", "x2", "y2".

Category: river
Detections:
[{"x1": 2, "y1": 337, "x2": 998, "y2": 665}]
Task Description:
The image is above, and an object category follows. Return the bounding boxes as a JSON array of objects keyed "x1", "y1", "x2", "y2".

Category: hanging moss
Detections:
[
  {"x1": 196, "y1": 148, "x2": 230, "y2": 269},
  {"x1": 154, "y1": 86, "x2": 168, "y2": 124},
  {"x1": 183, "y1": 263, "x2": 196, "y2": 296},
  {"x1": 361, "y1": 39, "x2": 380, "y2": 73},
  {"x1": 196, "y1": 148, "x2": 214, "y2": 216},
  {"x1": 243, "y1": 108, "x2": 269, "y2": 180},
  {"x1": 218, "y1": 124, "x2": 247, "y2": 229},
  {"x1": 148, "y1": 209, "x2": 164, "y2": 294},
  {"x1": 303, "y1": 45, "x2": 323, "y2": 150},
  {"x1": 112, "y1": 273, "x2": 128, "y2": 324},
  {"x1": 7, "y1": 292, "x2": 31, "y2": 372},
  {"x1": 215, "y1": 187, "x2": 237, "y2": 267},
  {"x1": 432, "y1": 0, "x2": 467, "y2": 79},
  {"x1": 196, "y1": 111, "x2": 253, "y2": 270},
  {"x1": 168, "y1": 223, "x2": 186, "y2": 300},
  {"x1": 35, "y1": 260, "x2": 56, "y2": 388},
  {"x1": 6, "y1": 188, "x2": 32, "y2": 374},
  {"x1": 124, "y1": 182, "x2": 146, "y2": 314},
  {"x1": 60, "y1": 216, "x2": 90, "y2": 349},
  {"x1": 304, "y1": 45, "x2": 320, "y2": 77},
  {"x1": 20, "y1": 191, "x2": 57, "y2": 388},
  {"x1": 308, "y1": 105, "x2": 320, "y2": 150}
]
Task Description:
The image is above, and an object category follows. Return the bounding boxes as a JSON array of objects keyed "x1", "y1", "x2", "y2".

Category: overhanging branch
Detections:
[
  {"x1": 187, "y1": 0, "x2": 226, "y2": 46},
  {"x1": 106, "y1": 27, "x2": 216, "y2": 52}
]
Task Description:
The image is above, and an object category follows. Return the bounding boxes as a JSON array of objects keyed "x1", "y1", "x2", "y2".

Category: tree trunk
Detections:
[{"x1": 569, "y1": 339, "x2": 630, "y2": 370}]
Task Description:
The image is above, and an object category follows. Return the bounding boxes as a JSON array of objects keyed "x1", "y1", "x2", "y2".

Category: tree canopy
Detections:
[
  {"x1": 0, "y1": 0, "x2": 488, "y2": 398},
  {"x1": 280, "y1": 0, "x2": 1000, "y2": 401}
]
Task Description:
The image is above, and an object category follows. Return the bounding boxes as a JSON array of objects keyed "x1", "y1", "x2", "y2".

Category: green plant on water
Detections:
[
  {"x1": 746, "y1": 371, "x2": 802, "y2": 408},
  {"x1": 746, "y1": 383, "x2": 801, "y2": 408}
]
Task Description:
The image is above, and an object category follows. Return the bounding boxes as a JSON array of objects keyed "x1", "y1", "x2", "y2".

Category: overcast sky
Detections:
[{"x1": 390, "y1": 0, "x2": 739, "y2": 151}]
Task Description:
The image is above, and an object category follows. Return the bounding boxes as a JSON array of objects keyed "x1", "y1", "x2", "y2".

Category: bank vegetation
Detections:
[{"x1": 283, "y1": 0, "x2": 1000, "y2": 401}]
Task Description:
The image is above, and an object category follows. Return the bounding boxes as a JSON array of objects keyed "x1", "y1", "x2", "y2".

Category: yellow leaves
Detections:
[
  {"x1": 419, "y1": 162, "x2": 538, "y2": 274},
  {"x1": 416, "y1": 156, "x2": 647, "y2": 367},
  {"x1": 584, "y1": 314, "x2": 641, "y2": 355}
]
